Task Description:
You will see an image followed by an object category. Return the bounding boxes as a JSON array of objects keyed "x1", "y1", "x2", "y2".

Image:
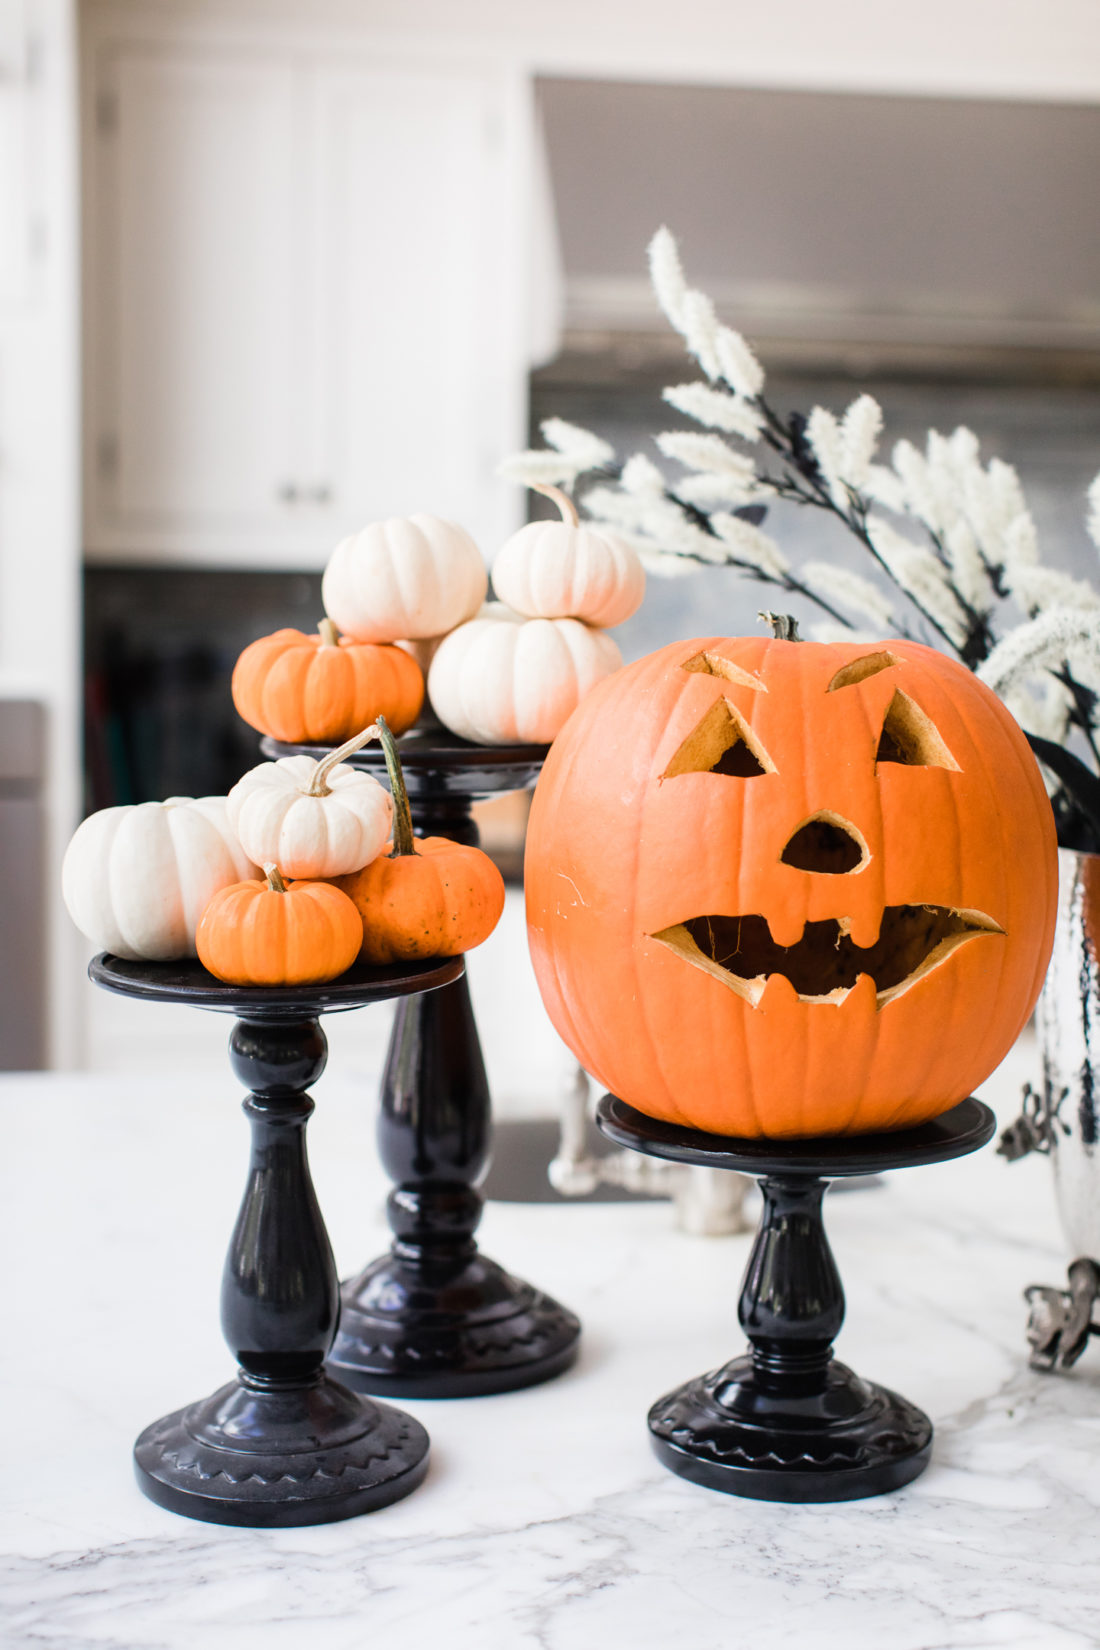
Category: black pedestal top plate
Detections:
[
  {"x1": 89, "y1": 952, "x2": 464, "y2": 1014},
  {"x1": 597, "y1": 1093, "x2": 996, "y2": 1504},
  {"x1": 597, "y1": 1094, "x2": 996, "y2": 1178},
  {"x1": 261, "y1": 727, "x2": 548, "y2": 804}
]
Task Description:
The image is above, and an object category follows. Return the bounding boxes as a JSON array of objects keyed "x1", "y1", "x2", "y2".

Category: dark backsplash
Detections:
[{"x1": 83, "y1": 567, "x2": 324, "y2": 810}]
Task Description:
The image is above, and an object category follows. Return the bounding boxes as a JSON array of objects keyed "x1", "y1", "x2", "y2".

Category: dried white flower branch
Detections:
[{"x1": 499, "y1": 227, "x2": 1100, "y2": 841}]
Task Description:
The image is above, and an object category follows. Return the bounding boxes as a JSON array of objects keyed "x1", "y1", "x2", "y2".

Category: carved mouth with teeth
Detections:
[{"x1": 650, "y1": 904, "x2": 1003, "y2": 1008}]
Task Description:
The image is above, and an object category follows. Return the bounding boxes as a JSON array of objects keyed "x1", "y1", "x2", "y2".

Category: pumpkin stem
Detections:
[
  {"x1": 263, "y1": 863, "x2": 288, "y2": 894},
  {"x1": 373, "y1": 715, "x2": 418, "y2": 857},
  {"x1": 759, "y1": 611, "x2": 801, "y2": 642},
  {"x1": 305, "y1": 723, "x2": 380, "y2": 796},
  {"x1": 317, "y1": 617, "x2": 340, "y2": 648},
  {"x1": 531, "y1": 482, "x2": 580, "y2": 529}
]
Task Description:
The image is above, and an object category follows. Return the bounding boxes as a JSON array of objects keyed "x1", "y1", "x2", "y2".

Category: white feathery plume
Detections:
[
  {"x1": 1067, "y1": 638, "x2": 1100, "y2": 696},
  {"x1": 942, "y1": 519, "x2": 991, "y2": 610},
  {"x1": 1004, "y1": 563, "x2": 1100, "y2": 618},
  {"x1": 709, "y1": 513, "x2": 789, "y2": 577},
  {"x1": 656, "y1": 430, "x2": 759, "y2": 482},
  {"x1": 584, "y1": 483, "x2": 728, "y2": 563},
  {"x1": 681, "y1": 289, "x2": 723, "y2": 380},
  {"x1": 809, "y1": 620, "x2": 880, "y2": 644},
  {"x1": 675, "y1": 472, "x2": 771, "y2": 509},
  {"x1": 662, "y1": 382, "x2": 764, "y2": 441},
  {"x1": 539, "y1": 418, "x2": 616, "y2": 471},
  {"x1": 806, "y1": 407, "x2": 847, "y2": 507},
  {"x1": 891, "y1": 440, "x2": 941, "y2": 529},
  {"x1": 640, "y1": 549, "x2": 712, "y2": 579},
  {"x1": 988, "y1": 458, "x2": 1028, "y2": 530},
  {"x1": 948, "y1": 425, "x2": 981, "y2": 468},
  {"x1": 497, "y1": 451, "x2": 580, "y2": 488},
  {"x1": 648, "y1": 226, "x2": 689, "y2": 331},
  {"x1": 801, "y1": 561, "x2": 894, "y2": 629},
  {"x1": 977, "y1": 607, "x2": 1100, "y2": 694},
  {"x1": 926, "y1": 428, "x2": 985, "y2": 537},
  {"x1": 1001, "y1": 676, "x2": 1073, "y2": 754},
  {"x1": 1087, "y1": 472, "x2": 1100, "y2": 551},
  {"x1": 1002, "y1": 511, "x2": 1039, "y2": 571},
  {"x1": 864, "y1": 464, "x2": 908, "y2": 514},
  {"x1": 619, "y1": 452, "x2": 667, "y2": 497},
  {"x1": 867, "y1": 515, "x2": 968, "y2": 646},
  {"x1": 839, "y1": 396, "x2": 883, "y2": 490},
  {"x1": 960, "y1": 468, "x2": 1003, "y2": 563},
  {"x1": 714, "y1": 325, "x2": 765, "y2": 399}
]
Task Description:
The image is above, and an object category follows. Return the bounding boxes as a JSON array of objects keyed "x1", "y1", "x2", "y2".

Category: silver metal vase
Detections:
[{"x1": 1003, "y1": 848, "x2": 1100, "y2": 1369}]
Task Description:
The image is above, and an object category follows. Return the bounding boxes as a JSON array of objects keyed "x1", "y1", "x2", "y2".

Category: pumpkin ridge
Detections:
[
  {"x1": 301, "y1": 642, "x2": 348, "y2": 744},
  {"x1": 271, "y1": 645, "x2": 319, "y2": 742}
]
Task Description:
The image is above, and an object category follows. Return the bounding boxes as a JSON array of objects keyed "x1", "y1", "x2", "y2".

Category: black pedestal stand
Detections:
[
  {"x1": 263, "y1": 731, "x2": 581, "y2": 1398},
  {"x1": 597, "y1": 1093, "x2": 995, "y2": 1503},
  {"x1": 90, "y1": 953, "x2": 461, "y2": 1527}
]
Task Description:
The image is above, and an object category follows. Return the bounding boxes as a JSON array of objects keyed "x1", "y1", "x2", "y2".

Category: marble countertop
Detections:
[{"x1": 2, "y1": 1034, "x2": 1098, "y2": 1650}]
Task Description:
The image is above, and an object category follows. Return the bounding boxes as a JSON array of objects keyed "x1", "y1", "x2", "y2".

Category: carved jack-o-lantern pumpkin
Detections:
[{"x1": 525, "y1": 633, "x2": 1058, "y2": 1139}]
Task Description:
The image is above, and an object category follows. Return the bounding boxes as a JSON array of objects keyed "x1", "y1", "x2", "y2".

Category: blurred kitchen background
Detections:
[{"x1": 2, "y1": 0, "x2": 1099, "y2": 1095}]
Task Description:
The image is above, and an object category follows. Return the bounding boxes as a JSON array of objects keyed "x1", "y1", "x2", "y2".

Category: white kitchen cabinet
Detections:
[
  {"x1": 83, "y1": 25, "x2": 531, "y2": 567},
  {"x1": 307, "y1": 63, "x2": 516, "y2": 538}
]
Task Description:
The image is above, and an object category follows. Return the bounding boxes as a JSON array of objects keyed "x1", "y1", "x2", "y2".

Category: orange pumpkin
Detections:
[
  {"x1": 525, "y1": 629, "x2": 1058, "y2": 1139},
  {"x1": 231, "y1": 620, "x2": 424, "y2": 744},
  {"x1": 332, "y1": 719, "x2": 505, "y2": 963},
  {"x1": 197, "y1": 863, "x2": 362, "y2": 985}
]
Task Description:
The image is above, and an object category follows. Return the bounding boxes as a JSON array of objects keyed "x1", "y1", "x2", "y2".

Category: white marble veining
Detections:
[{"x1": 3, "y1": 1035, "x2": 1099, "y2": 1650}]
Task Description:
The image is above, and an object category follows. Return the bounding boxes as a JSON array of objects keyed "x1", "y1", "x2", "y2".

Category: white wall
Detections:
[
  {"x1": 0, "y1": 0, "x2": 81, "y2": 1066},
  {"x1": 163, "y1": 0, "x2": 1100, "y2": 103}
]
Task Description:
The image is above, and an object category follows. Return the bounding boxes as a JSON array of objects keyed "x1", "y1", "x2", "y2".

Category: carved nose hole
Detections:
[{"x1": 781, "y1": 813, "x2": 868, "y2": 875}]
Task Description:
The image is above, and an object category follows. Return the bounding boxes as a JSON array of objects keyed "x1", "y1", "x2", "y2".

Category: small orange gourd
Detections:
[
  {"x1": 231, "y1": 620, "x2": 424, "y2": 744},
  {"x1": 197, "y1": 863, "x2": 362, "y2": 985},
  {"x1": 332, "y1": 718, "x2": 505, "y2": 963}
]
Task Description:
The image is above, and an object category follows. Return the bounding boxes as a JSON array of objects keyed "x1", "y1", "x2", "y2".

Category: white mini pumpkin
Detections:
[
  {"x1": 492, "y1": 485, "x2": 645, "y2": 629},
  {"x1": 61, "y1": 795, "x2": 259, "y2": 961},
  {"x1": 322, "y1": 515, "x2": 488, "y2": 643},
  {"x1": 227, "y1": 728, "x2": 393, "y2": 878},
  {"x1": 427, "y1": 603, "x2": 622, "y2": 745}
]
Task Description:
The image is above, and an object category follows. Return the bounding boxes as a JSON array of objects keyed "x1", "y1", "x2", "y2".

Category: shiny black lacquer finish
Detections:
[
  {"x1": 265, "y1": 732, "x2": 581, "y2": 1397},
  {"x1": 597, "y1": 1093, "x2": 995, "y2": 1503},
  {"x1": 89, "y1": 953, "x2": 461, "y2": 1526}
]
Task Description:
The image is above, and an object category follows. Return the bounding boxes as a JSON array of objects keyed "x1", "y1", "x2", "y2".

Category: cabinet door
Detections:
[
  {"x1": 86, "y1": 47, "x2": 303, "y2": 562},
  {"x1": 307, "y1": 62, "x2": 524, "y2": 558}
]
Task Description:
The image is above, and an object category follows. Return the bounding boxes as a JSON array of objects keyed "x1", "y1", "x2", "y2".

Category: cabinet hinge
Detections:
[{"x1": 95, "y1": 91, "x2": 118, "y2": 136}]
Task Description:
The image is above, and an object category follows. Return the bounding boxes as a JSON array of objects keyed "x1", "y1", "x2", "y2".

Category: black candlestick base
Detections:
[
  {"x1": 133, "y1": 1376, "x2": 429, "y2": 1528},
  {"x1": 265, "y1": 730, "x2": 582, "y2": 1399},
  {"x1": 90, "y1": 953, "x2": 461, "y2": 1527},
  {"x1": 597, "y1": 1093, "x2": 995, "y2": 1504},
  {"x1": 332, "y1": 1249, "x2": 580, "y2": 1399}
]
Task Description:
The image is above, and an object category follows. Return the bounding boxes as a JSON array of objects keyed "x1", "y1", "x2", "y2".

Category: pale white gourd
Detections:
[
  {"x1": 61, "y1": 795, "x2": 258, "y2": 961},
  {"x1": 227, "y1": 727, "x2": 393, "y2": 878},
  {"x1": 427, "y1": 604, "x2": 622, "y2": 745},
  {"x1": 322, "y1": 515, "x2": 488, "y2": 643},
  {"x1": 492, "y1": 485, "x2": 645, "y2": 628}
]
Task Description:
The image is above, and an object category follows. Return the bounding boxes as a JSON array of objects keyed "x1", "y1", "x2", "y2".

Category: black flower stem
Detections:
[
  {"x1": 1056, "y1": 665, "x2": 1100, "y2": 770},
  {"x1": 751, "y1": 392, "x2": 1006, "y2": 660}
]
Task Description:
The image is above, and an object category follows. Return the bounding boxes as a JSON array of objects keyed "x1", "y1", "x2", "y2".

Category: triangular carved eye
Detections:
[
  {"x1": 876, "y1": 690, "x2": 960, "y2": 770},
  {"x1": 663, "y1": 700, "x2": 775, "y2": 780},
  {"x1": 681, "y1": 651, "x2": 766, "y2": 691}
]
